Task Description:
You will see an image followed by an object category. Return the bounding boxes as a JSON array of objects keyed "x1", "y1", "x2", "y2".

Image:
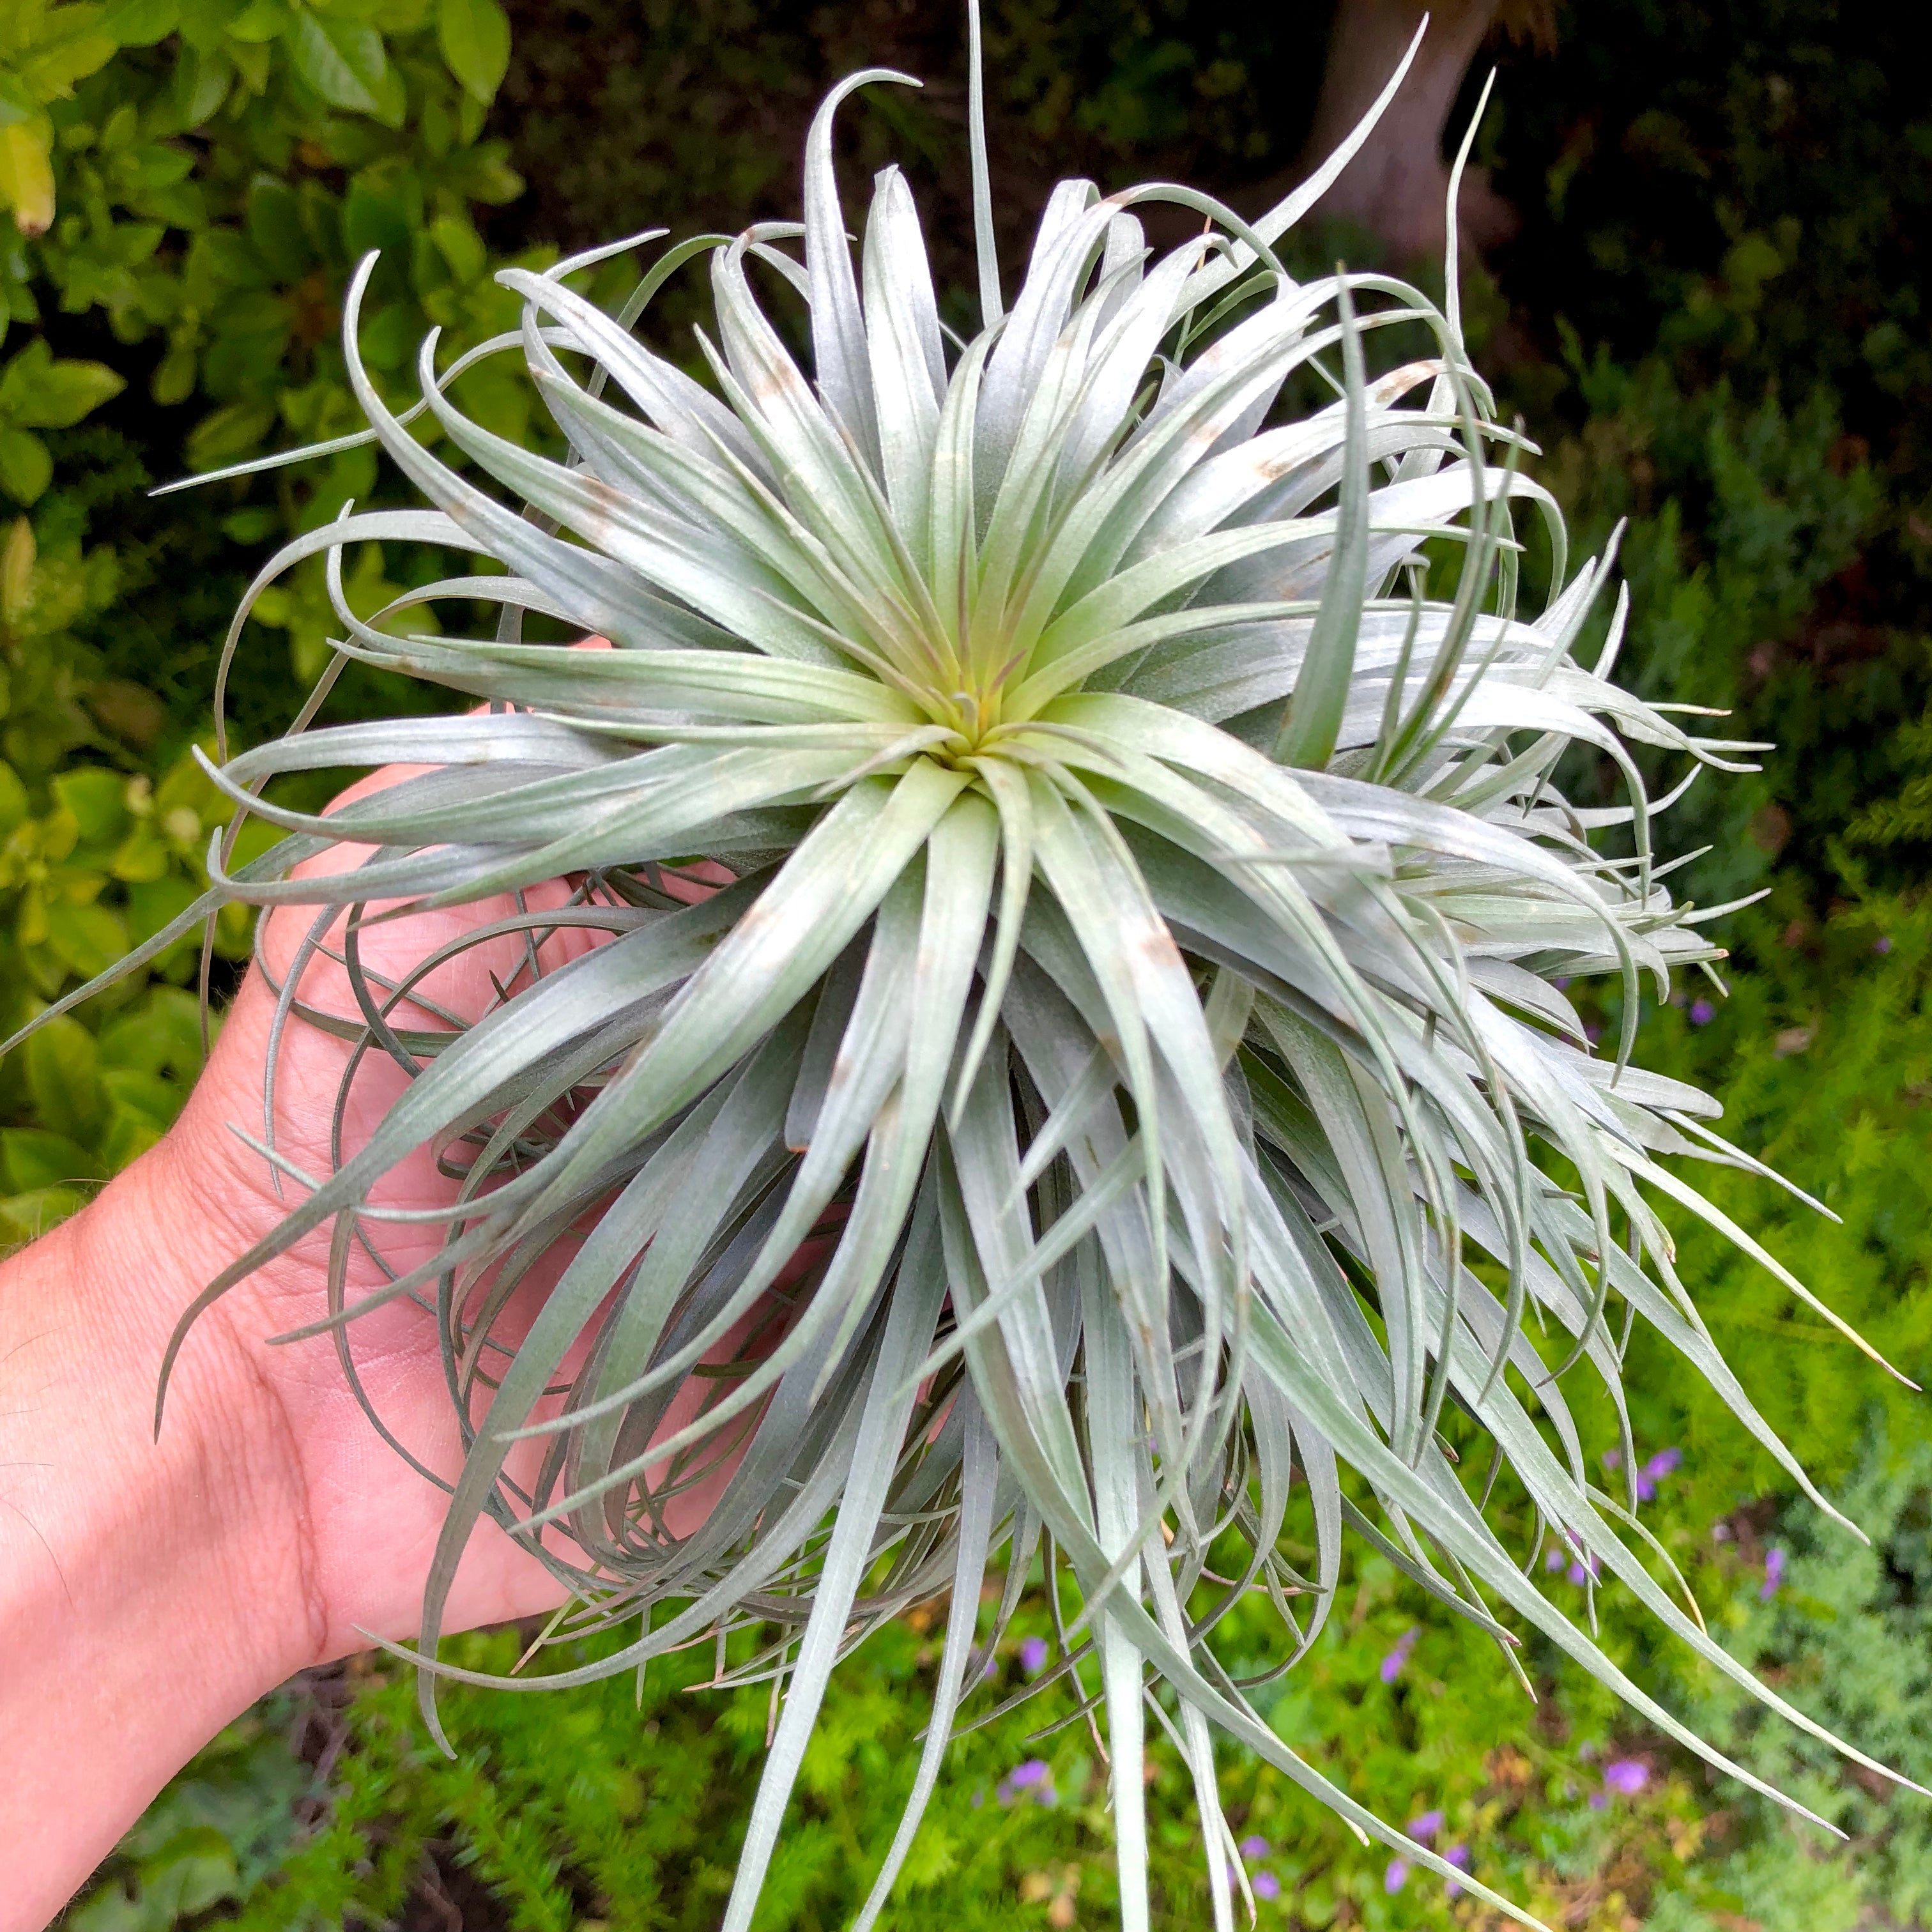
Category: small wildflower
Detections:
[
  {"x1": 1445, "y1": 1844, "x2": 1469, "y2": 1896},
  {"x1": 1253, "y1": 1872, "x2": 1281, "y2": 1902},
  {"x1": 1634, "y1": 1446, "x2": 1679, "y2": 1501},
  {"x1": 1239, "y1": 1836, "x2": 1271, "y2": 1858},
  {"x1": 999, "y1": 1758, "x2": 1057, "y2": 1807},
  {"x1": 1602, "y1": 1448, "x2": 1623, "y2": 1471},
  {"x1": 1603, "y1": 1758, "x2": 1648, "y2": 1797},
  {"x1": 1762, "y1": 1545, "x2": 1788, "y2": 1600},
  {"x1": 1875, "y1": 935, "x2": 1893, "y2": 953},
  {"x1": 1565, "y1": 1542, "x2": 1600, "y2": 1586},
  {"x1": 1689, "y1": 997, "x2": 1716, "y2": 1025},
  {"x1": 1018, "y1": 1634, "x2": 1048, "y2": 1675},
  {"x1": 1585, "y1": 1022, "x2": 1604, "y2": 1045},
  {"x1": 1379, "y1": 1627, "x2": 1420, "y2": 1684},
  {"x1": 1545, "y1": 1545, "x2": 1565, "y2": 1572},
  {"x1": 1407, "y1": 1809, "x2": 1444, "y2": 1843},
  {"x1": 1384, "y1": 1858, "x2": 1409, "y2": 1894}
]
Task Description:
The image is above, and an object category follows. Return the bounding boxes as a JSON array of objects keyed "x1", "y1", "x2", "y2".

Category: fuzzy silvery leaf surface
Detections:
[{"x1": 15, "y1": 19, "x2": 1912, "y2": 1930}]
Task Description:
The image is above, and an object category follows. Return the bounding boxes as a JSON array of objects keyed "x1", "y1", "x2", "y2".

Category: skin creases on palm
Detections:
[{"x1": 169, "y1": 762, "x2": 763, "y2": 1652}]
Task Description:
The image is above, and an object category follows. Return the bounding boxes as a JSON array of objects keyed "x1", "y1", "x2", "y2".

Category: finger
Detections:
[{"x1": 254, "y1": 636, "x2": 624, "y2": 1025}]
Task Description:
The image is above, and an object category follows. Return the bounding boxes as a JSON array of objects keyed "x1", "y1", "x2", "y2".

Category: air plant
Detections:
[{"x1": 12, "y1": 12, "x2": 1913, "y2": 1928}]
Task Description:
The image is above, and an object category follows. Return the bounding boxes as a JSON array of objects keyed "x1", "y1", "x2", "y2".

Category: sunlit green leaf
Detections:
[
  {"x1": 436, "y1": 0, "x2": 507, "y2": 104},
  {"x1": 285, "y1": 8, "x2": 387, "y2": 114},
  {"x1": 0, "y1": 425, "x2": 51, "y2": 503}
]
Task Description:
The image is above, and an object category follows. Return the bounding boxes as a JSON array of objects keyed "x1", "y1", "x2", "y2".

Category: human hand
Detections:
[{"x1": 0, "y1": 748, "x2": 687, "y2": 1923}]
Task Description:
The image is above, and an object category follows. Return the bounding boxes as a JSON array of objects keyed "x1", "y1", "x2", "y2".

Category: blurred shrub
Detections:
[
  {"x1": 1, "y1": 0, "x2": 539, "y2": 1240},
  {"x1": 494, "y1": 0, "x2": 1330, "y2": 349},
  {"x1": 64, "y1": 1696, "x2": 314, "y2": 1932},
  {"x1": 1480, "y1": 0, "x2": 1932, "y2": 915}
]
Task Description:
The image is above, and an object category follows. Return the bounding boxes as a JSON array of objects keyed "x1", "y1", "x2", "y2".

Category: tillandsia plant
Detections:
[{"x1": 8, "y1": 13, "x2": 1919, "y2": 1929}]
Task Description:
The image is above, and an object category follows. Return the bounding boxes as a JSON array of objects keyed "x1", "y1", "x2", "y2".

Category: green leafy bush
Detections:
[
  {"x1": 0, "y1": 498, "x2": 237, "y2": 1240},
  {"x1": 1482, "y1": 0, "x2": 1932, "y2": 908},
  {"x1": 1, "y1": 0, "x2": 537, "y2": 1238},
  {"x1": 65, "y1": 1698, "x2": 314, "y2": 1932}
]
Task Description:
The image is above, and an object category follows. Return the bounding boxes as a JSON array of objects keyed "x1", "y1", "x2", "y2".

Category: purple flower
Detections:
[
  {"x1": 1762, "y1": 1545, "x2": 1788, "y2": 1600},
  {"x1": 1379, "y1": 1627, "x2": 1420, "y2": 1683},
  {"x1": 999, "y1": 1758, "x2": 1057, "y2": 1807},
  {"x1": 1585, "y1": 1022, "x2": 1604, "y2": 1045},
  {"x1": 1632, "y1": 1446, "x2": 1680, "y2": 1502},
  {"x1": 1689, "y1": 998, "x2": 1716, "y2": 1026},
  {"x1": 1601, "y1": 1448, "x2": 1623, "y2": 1472},
  {"x1": 1563, "y1": 1545, "x2": 1602, "y2": 1584},
  {"x1": 1875, "y1": 935, "x2": 1893, "y2": 954},
  {"x1": 1603, "y1": 1758, "x2": 1649, "y2": 1797},
  {"x1": 1589, "y1": 1792, "x2": 1607, "y2": 1810},
  {"x1": 1384, "y1": 1857, "x2": 1410, "y2": 1894},
  {"x1": 1554, "y1": 976, "x2": 1571, "y2": 990},
  {"x1": 1545, "y1": 1545, "x2": 1565, "y2": 1572},
  {"x1": 1406, "y1": 1809, "x2": 1444, "y2": 1843},
  {"x1": 1018, "y1": 1635, "x2": 1048, "y2": 1675},
  {"x1": 1445, "y1": 1844, "x2": 1470, "y2": 1896},
  {"x1": 1253, "y1": 1872, "x2": 1281, "y2": 1901},
  {"x1": 1239, "y1": 1836, "x2": 1271, "y2": 1858}
]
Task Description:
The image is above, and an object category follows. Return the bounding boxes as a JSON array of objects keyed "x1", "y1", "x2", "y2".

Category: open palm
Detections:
[{"x1": 148, "y1": 763, "x2": 611, "y2": 1662}]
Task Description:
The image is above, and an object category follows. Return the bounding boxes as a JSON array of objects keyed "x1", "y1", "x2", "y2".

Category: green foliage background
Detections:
[{"x1": 6, "y1": 0, "x2": 1926, "y2": 1926}]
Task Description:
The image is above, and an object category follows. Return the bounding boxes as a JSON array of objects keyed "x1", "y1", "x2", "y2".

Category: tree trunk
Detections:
[{"x1": 1278, "y1": 0, "x2": 1516, "y2": 264}]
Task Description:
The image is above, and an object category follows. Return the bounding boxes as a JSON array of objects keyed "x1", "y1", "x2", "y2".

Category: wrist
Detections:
[{"x1": 0, "y1": 1143, "x2": 314, "y2": 1928}]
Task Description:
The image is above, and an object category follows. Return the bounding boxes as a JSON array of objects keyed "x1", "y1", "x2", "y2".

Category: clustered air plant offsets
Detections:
[{"x1": 13, "y1": 14, "x2": 1913, "y2": 1931}]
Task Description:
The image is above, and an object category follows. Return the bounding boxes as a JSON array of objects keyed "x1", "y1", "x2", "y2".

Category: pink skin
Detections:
[
  {"x1": 0, "y1": 684, "x2": 779, "y2": 1925},
  {"x1": 187, "y1": 756, "x2": 756, "y2": 1643}
]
